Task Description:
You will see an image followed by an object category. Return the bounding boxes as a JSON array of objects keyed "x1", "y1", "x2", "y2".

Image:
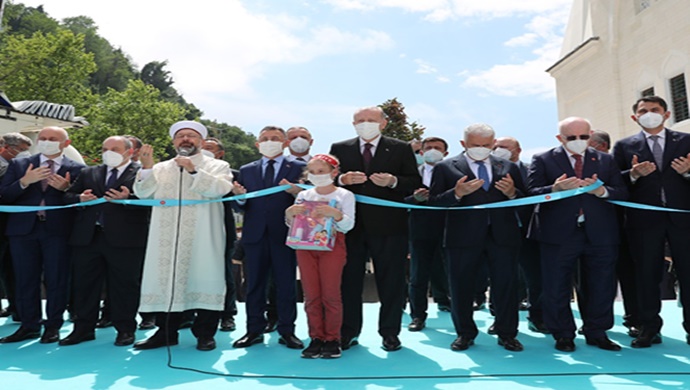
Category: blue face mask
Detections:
[{"x1": 415, "y1": 154, "x2": 424, "y2": 166}]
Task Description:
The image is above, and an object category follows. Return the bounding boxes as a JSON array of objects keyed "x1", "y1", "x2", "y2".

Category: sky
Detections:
[{"x1": 17, "y1": 0, "x2": 576, "y2": 161}]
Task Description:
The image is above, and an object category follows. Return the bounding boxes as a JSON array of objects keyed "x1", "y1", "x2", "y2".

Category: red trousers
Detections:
[{"x1": 296, "y1": 233, "x2": 347, "y2": 341}]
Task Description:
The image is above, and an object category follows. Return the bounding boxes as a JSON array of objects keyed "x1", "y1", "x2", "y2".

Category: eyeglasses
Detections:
[{"x1": 564, "y1": 135, "x2": 590, "y2": 141}]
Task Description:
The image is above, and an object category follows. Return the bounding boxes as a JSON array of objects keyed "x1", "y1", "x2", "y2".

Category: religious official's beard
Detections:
[{"x1": 176, "y1": 145, "x2": 197, "y2": 156}]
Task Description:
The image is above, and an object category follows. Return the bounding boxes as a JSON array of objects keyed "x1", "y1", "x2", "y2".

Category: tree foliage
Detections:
[
  {"x1": 380, "y1": 98, "x2": 425, "y2": 142},
  {"x1": 203, "y1": 119, "x2": 261, "y2": 169},
  {"x1": 70, "y1": 80, "x2": 186, "y2": 164},
  {"x1": 140, "y1": 60, "x2": 202, "y2": 120},
  {"x1": 0, "y1": 29, "x2": 96, "y2": 105}
]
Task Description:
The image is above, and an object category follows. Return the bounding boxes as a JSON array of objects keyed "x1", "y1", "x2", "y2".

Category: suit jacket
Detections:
[
  {"x1": 236, "y1": 158, "x2": 306, "y2": 245},
  {"x1": 527, "y1": 146, "x2": 628, "y2": 245},
  {"x1": 0, "y1": 154, "x2": 84, "y2": 236},
  {"x1": 429, "y1": 153, "x2": 525, "y2": 247},
  {"x1": 329, "y1": 136, "x2": 421, "y2": 235},
  {"x1": 406, "y1": 165, "x2": 446, "y2": 240},
  {"x1": 64, "y1": 162, "x2": 150, "y2": 247},
  {"x1": 612, "y1": 129, "x2": 690, "y2": 229}
]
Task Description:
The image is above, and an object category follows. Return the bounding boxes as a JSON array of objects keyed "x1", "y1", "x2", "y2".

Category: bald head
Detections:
[
  {"x1": 37, "y1": 126, "x2": 71, "y2": 158},
  {"x1": 495, "y1": 136, "x2": 522, "y2": 162}
]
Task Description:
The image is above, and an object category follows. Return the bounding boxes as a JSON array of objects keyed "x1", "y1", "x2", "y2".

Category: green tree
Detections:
[
  {"x1": 70, "y1": 79, "x2": 186, "y2": 164},
  {"x1": 140, "y1": 60, "x2": 202, "y2": 120},
  {"x1": 380, "y1": 98, "x2": 425, "y2": 141},
  {"x1": 203, "y1": 119, "x2": 261, "y2": 168},
  {"x1": 1, "y1": 3, "x2": 59, "y2": 38},
  {"x1": 0, "y1": 29, "x2": 96, "y2": 105},
  {"x1": 62, "y1": 16, "x2": 137, "y2": 94}
]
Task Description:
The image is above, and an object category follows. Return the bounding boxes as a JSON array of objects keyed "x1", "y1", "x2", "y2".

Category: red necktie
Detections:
[
  {"x1": 573, "y1": 154, "x2": 583, "y2": 179},
  {"x1": 362, "y1": 143, "x2": 373, "y2": 171}
]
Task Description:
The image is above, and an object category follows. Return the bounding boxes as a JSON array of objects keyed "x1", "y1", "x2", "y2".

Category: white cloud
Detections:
[
  {"x1": 436, "y1": 76, "x2": 451, "y2": 83},
  {"x1": 414, "y1": 59, "x2": 438, "y2": 74}
]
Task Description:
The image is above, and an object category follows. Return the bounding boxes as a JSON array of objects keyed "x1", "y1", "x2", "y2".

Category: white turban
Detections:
[{"x1": 169, "y1": 120, "x2": 208, "y2": 139}]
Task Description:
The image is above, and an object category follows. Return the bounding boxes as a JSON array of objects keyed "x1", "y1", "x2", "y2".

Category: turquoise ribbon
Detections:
[{"x1": 1, "y1": 180, "x2": 689, "y2": 214}]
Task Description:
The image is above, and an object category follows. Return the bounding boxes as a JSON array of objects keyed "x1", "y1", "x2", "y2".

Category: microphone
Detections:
[{"x1": 177, "y1": 147, "x2": 194, "y2": 172}]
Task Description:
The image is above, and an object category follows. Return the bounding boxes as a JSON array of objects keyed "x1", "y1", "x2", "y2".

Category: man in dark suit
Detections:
[
  {"x1": 528, "y1": 117, "x2": 628, "y2": 352},
  {"x1": 0, "y1": 127, "x2": 84, "y2": 344},
  {"x1": 329, "y1": 106, "x2": 421, "y2": 352},
  {"x1": 493, "y1": 136, "x2": 548, "y2": 334},
  {"x1": 612, "y1": 95, "x2": 690, "y2": 348},
  {"x1": 202, "y1": 137, "x2": 239, "y2": 332},
  {"x1": 429, "y1": 123, "x2": 525, "y2": 352},
  {"x1": 231, "y1": 126, "x2": 306, "y2": 349},
  {"x1": 406, "y1": 136, "x2": 449, "y2": 332},
  {"x1": 58, "y1": 136, "x2": 150, "y2": 347}
]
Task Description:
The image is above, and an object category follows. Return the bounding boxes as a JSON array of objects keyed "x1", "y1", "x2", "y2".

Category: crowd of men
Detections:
[{"x1": 0, "y1": 95, "x2": 688, "y2": 354}]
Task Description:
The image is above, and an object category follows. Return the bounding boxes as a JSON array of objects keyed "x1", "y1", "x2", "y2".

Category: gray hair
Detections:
[
  {"x1": 3, "y1": 132, "x2": 33, "y2": 148},
  {"x1": 464, "y1": 123, "x2": 495, "y2": 141}
]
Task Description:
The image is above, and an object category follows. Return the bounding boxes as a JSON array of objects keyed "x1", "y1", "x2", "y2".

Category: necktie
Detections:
[
  {"x1": 37, "y1": 160, "x2": 55, "y2": 220},
  {"x1": 106, "y1": 168, "x2": 118, "y2": 190},
  {"x1": 264, "y1": 160, "x2": 276, "y2": 188},
  {"x1": 362, "y1": 143, "x2": 373, "y2": 171},
  {"x1": 41, "y1": 160, "x2": 54, "y2": 191},
  {"x1": 573, "y1": 154, "x2": 583, "y2": 178},
  {"x1": 650, "y1": 135, "x2": 663, "y2": 171},
  {"x1": 476, "y1": 161, "x2": 490, "y2": 191},
  {"x1": 649, "y1": 135, "x2": 667, "y2": 204}
]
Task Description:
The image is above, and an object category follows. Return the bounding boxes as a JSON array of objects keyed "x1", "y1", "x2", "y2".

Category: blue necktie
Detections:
[
  {"x1": 264, "y1": 160, "x2": 276, "y2": 188},
  {"x1": 476, "y1": 161, "x2": 490, "y2": 191}
]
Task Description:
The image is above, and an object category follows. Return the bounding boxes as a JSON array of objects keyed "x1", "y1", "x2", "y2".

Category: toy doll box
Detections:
[{"x1": 286, "y1": 199, "x2": 337, "y2": 251}]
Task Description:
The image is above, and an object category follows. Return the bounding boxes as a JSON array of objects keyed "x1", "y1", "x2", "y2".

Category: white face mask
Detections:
[
  {"x1": 491, "y1": 147, "x2": 512, "y2": 161},
  {"x1": 466, "y1": 147, "x2": 492, "y2": 161},
  {"x1": 201, "y1": 149, "x2": 215, "y2": 158},
  {"x1": 565, "y1": 139, "x2": 588, "y2": 155},
  {"x1": 102, "y1": 150, "x2": 125, "y2": 168},
  {"x1": 15, "y1": 151, "x2": 32, "y2": 159},
  {"x1": 259, "y1": 140, "x2": 284, "y2": 157},
  {"x1": 638, "y1": 112, "x2": 665, "y2": 129},
  {"x1": 289, "y1": 137, "x2": 310, "y2": 154},
  {"x1": 308, "y1": 173, "x2": 334, "y2": 187},
  {"x1": 37, "y1": 140, "x2": 61, "y2": 156},
  {"x1": 423, "y1": 149, "x2": 445, "y2": 164},
  {"x1": 354, "y1": 122, "x2": 381, "y2": 140}
]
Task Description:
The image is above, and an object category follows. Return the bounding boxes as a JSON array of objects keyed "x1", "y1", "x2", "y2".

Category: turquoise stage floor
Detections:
[{"x1": 0, "y1": 301, "x2": 689, "y2": 389}]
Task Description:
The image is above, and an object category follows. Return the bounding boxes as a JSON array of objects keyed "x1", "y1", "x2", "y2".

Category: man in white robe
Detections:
[{"x1": 132, "y1": 120, "x2": 233, "y2": 351}]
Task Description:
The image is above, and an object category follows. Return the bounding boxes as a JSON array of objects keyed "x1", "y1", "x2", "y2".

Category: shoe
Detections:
[
  {"x1": 527, "y1": 318, "x2": 550, "y2": 334},
  {"x1": 232, "y1": 332, "x2": 264, "y2": 348},
  {"x1": 451, "y1": 336, "x2": 474, "y2": 351},
  {"x1": 382, "y1": 335, "x2": 401, "y2": 351},
  {"x1": 686, "y1": 334, "x2": 690, "y2": 345},
  {"x1": 555, "y1": 337, "x2": 576, "y2": 352},
  {"x1": 278, "y1": 333, "x2": 304, "y2": 349},
  {"x1": 196, "y1": 337, "x2": 216, "y2": 351},
  {"x1": 114, "y1": 332, "x2": 135, "y2": 346},
  {"x1": 264, "y1": 318, "x2": 278, "y2": 333},
  {"x1": 321, "y1": 340, "x2": 341, "y2": 359},
  {"x1": 631, "y1": 332, "x2": 662, "y2": 348},
  {"x1": 0, "y1": 327, "x2": 41, "y2": 343},
  {"x1": 472, "y1": 301, "x2": 485, "y2": 311},
  {"x1": 58, "y1": 330, "x2": 95, "y2": 346},
  {"x1": 438, "y1": 303, "x2": 451, "y2": 312},
  {"x1": 408, "y1": 318, "x2": 425, "y2": 332},
  {"x1": 498, "y1": 336, "x2": 524, "y2": 352},
  {"x1": 40, "y1": 328, "x2": 60, "y2": 344},
  {"x1": 219, "y1": 318, "x2": 236, "y2": 332},
  {"x1": 586, "y1": 336, "x2": 621, "y2": 351},
  {"x1": 301, "y1": 338, "x2": 323, "y2": 358},
  {"x1": 577, "y1": 326, "x2": 585, "y2": 335},
  {"x1": 133, "y1": 332, "x2": 178, "y2": 350},
  {"x1": 138, "y1": 319, "x2": 156, "y2": 330},
  {"x1": 95, "y1": 318, "x2": 113, "y2": 328},
  {"x1": 0, "y1": 308, "x2": 10, "y2": 318},
  {"x1": 519, "y1": 300, "x2": 531, "y2": 311},
  {"x1": 487, "y1": 324, "x2": 497, "y2": 335},
  {"x1": 627, "y1": 326, "x2": 641, "y2": 338},
  {"x1": 340, "y1": 335, "x2": 359, "y2": 351}
]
